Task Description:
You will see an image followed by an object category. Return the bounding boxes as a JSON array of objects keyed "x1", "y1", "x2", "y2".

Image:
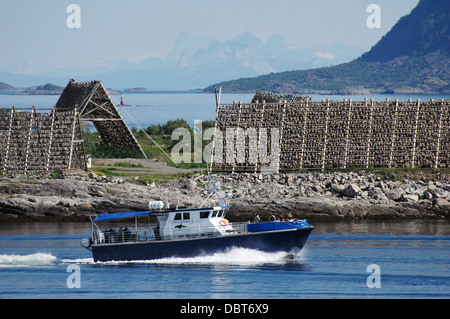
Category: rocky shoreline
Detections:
[{"x1": 0, "y1": 170, "x2": 449, "y2": 223}]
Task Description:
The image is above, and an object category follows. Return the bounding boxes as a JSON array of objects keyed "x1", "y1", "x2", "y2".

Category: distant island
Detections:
[
  {"x1": 0, "y1": 82, "x2": 121, "y2": 96},
  {"x1": 204, "y1": 0, "x2": 450, "y2": 95},
  {"x1": 124, "y1": 87, "x2": 148, "y2": 92},
  {"x1": 0, "y1": 82, "x2": 64, "y2": 95}
]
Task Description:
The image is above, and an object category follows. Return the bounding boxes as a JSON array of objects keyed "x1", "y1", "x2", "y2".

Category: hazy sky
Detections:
[{"x1": 0, "y1": 0, "x2": 419, "y2": 74}]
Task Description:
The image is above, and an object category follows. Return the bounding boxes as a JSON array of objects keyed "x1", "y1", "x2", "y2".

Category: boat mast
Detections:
[{"x1": 200, "y1": 179, "x2": 228, "y2": 208}]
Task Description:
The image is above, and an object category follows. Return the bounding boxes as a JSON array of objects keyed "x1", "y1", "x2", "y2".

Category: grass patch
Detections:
[
  {"x1": 83, "y1": 119, "x2": 215, "y2": 169},
  {"x1": 114, "y1": 162, "x2": 144, "y2": 168}
]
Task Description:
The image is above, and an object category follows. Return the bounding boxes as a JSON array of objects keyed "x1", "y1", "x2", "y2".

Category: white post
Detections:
[
  {"x1": 366, "y1": 99, "x2": 374, "y2": 169},
  {"x1": 343, "y1": 99, "x2": 352, "y2": 169},
  {"x1": 411, "y1": 99, "x2": 421, "y2": 168},
  {"x1": 322, "y1": 99, "x2": 330, "y2": 172},
  {"x1": 389, "y1": 99, "x2": 399, "y2": 168},
  {"x1": 434, "y1": 100, "x2": 445, "y2": 169}
]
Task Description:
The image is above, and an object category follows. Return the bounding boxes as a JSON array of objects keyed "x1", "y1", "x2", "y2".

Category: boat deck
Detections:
[{"x1": 92, "y1": 220, "x2": 310, "y2": 246}]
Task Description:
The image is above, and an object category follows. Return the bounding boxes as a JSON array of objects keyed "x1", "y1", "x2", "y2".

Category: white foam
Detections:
[
  {"x1": 93, "y1": 247, "x2": 306, "y2": 266},
  {"x1": 156, "y1": 248, "x2": 289, "y2": 265},
  {"x1": 61, "y1": 258, "x2": 94, "y2": 264},
  {"x1": 0, "y1": 252, "x2": 57, "y2": 267}
]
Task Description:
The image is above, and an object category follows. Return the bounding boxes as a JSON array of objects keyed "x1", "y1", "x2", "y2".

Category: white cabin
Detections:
[{"x1": 155, "y1": 206, "x2": 236, "y2": 240}]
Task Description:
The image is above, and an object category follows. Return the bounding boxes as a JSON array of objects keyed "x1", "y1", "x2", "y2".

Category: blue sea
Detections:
[{"x1": 0, "y1": 220, "x2": 449, "y2": 299}]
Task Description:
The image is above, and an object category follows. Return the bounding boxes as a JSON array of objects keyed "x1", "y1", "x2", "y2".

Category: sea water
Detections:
[{"x1": 0, "y1": 221, "x2": 448, "y2": 299}]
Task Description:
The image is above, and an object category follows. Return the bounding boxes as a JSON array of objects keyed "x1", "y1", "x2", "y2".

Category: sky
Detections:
[{"x1": 0, "y1": 0, "x2": 419, "y2": 75}]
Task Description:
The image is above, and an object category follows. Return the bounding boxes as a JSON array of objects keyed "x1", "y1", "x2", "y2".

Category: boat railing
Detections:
[{"x1": 92, "y1": 222, "x2": 250, "y2": 245}]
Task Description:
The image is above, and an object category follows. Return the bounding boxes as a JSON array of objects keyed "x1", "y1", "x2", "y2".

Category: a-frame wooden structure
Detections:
[{"x1": 55, "y1": 79, "x2": 146, "y2": 158}]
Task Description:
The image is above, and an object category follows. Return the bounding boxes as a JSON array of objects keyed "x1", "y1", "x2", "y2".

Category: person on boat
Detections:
[
  {"x1": 254, "y1": 214, "x2": 261, "y2": 223},
  {"x1": 270, "y1": 214, "x2": 276, "y2": 222},
  {"x1": 108, "y1": 229, "x2": 117, "y2": 243},
  {"x1": 104, "y1": 229, "x2": 110, "y2": 243},
  {"x1": 123, "y1": 227, "x2": 131, "y2": 241}
]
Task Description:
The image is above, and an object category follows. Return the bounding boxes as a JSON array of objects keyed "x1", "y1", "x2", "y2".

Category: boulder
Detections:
[
  {"x1": 385, "y1": 187, "x2": 406, "y2": 201},
  {"x1": 432, "y1": 198, "x2": 450, "y2": 207},
  {"x1": 423, "y1": 190, "x2": 433, "y2": 201},
  {"x1": 330, "y1": 184, "x2": 345, "y2": 194},
  {"x1": 184, "y1": 178, "x2": 197, "y2": 191},
  {"x1": 403, "y1": 194, "x2": 419, "y2": 202},
  {"x1": 369, "y1": 189, "x2": 388, "y2": 202},
  {"x1": 342, "y1": 184, "x2": 361, "y2": 197}
]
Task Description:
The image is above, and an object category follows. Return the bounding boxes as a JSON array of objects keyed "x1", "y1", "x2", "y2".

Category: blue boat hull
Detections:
[{"x1": 91, "y1": 227, "x2": 313, "y2": 262}]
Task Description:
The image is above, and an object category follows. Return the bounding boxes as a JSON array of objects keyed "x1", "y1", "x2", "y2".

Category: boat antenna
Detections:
[
  {"x1": 164, "y1": 190, "x2": 169, "y2": 210},
  {"x1": 200, "y1": 178, "x2": 227, "y2": 208}
]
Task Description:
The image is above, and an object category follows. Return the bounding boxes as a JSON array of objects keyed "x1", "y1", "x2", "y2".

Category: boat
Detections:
[{"x1": 80, "y1": 181, "x2": 313, "y2": 262}]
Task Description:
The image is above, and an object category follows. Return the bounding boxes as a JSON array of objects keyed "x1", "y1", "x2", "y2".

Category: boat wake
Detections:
[
  {"x1": 1, "y1": 248, "x2": 307, "y2": 268},
  {"x1": 62, "y1": 247, "x2": 307, "y2": 266},
  {"x1": 151, "y1": 247, "x2": 305, "y2": 265},
  {"x1": 0, "y1": 252, "x2": 58, "y2": 267}
]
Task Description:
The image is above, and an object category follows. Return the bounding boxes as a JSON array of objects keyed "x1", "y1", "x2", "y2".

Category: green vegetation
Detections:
[
  {"x1": 204, "y1": 52, "x2": 450, "y2": 94},
  {"x1": 113, "y1": 162, "x2": 144, "y2": 168},
  {"x1": 83, "y1": 128, "x2": 144, "y2": 159},
  {"x1": 94, "y1": 165, "x2": 197, "y2": 186},
  {"x1": 83, "y1": 119, "x2": 216, "y2": 169}
]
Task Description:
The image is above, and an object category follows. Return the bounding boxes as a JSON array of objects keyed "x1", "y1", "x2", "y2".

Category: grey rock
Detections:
[
  {"x1": 368, "y1": 189, "x2": 389, "y2": 202},
  {"x1": 385, "y1": 187, "x2": 406, "y2": 201},
  {"x1": 423, "y1": 190, "x2": 433, "y2": 200},
  {"x1": 403, "y1": 194, "x2": 419, "y2": 202},
  {"x1": 432, "y1": 198, "x2": 450, "y2": 207},
  {"x1": 184, "y1": 178, "x2": 197, "y2": 191},
  {"x1": 342, "y1": 184, "x2": 361, "y2": 197},
  {"x1": 330, "y1": 184, "x2": 345, "y2": 194}
]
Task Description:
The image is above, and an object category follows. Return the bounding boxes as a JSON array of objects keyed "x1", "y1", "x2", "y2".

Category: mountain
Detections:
[
  {"x1": 22, "y1": 83, "x2": 64, "y2": 95},
  {"x1": 204, "y1": 0, "x2": 450, "y2": 94},
  {"x1": 0, "y1": 32, "x2": 364, "y2": 90},
  {"x1": 81, "y1": 32, "x2": 363, "y2": 89},
  {"x1": 360, "y1": 0, "x2": 450, "y2": 63},
  {"x1": 0, "y1": 82, "x2": 65, "y2": 95},
  {"x1": 0, "y1": 82, "x2": 18, "y2": 91}
]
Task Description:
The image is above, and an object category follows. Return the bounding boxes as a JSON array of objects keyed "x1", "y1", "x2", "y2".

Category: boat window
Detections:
[
  {"x1": 200, "y1": 211, "x2": 210, "y2": 219},
  {"x1": 212, "y1": 210, "x2": 219, "y2": 218},
  {"x1": 183, "y1": 212, "x2": 190, "y2": 220},
  {"x1": 174, "y1": 213, "x2": 182, "y2": 220},
  {"x1": 219, "y1": 210, "x2": 224, "y2": 218}
]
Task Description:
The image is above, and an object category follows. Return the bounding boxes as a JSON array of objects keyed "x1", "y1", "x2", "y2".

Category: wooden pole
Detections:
[
  {"x1": 343, "y1": 99, "x2": 352, "y2": 169},
  {"x1": 411, "y1": 99, "x2": 421, "y2": 168},
  {"x1": 3, "y1": 106, "x2": 15, "y2": 174},
  {"x1": 299, "y1": 99, "x2": 309, "y2": 170},
  {"x1": 277, "y1": 100, "x2": 286, "y2": 173},
  {"x1": 255, "y1": 99, "x2": 266, "y2": 174},
  {"x1": 68, "y1": 106, "x2": 79, "y2": 170},
  {"x1": 321, "y1": 99, "x2": 330, "y2": 172},
  {"x1": 434, "y1": 99, "x2": 445, "y2": 169},
  {"x1": 46, "y1": 108, "x2": 56, "y2": 172},
  {"x1": 389, "y1": 99, "x2": 399, "y2": 168},
  {"x1": 209, "y1": 87, "x2": 221, "y2": 173},
  {"x1": 366, "y1": 99, "x2": 374, "y2": 169},
  {"x1": 24, "y1": 105, "x2": 36, "y2": 175}
]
